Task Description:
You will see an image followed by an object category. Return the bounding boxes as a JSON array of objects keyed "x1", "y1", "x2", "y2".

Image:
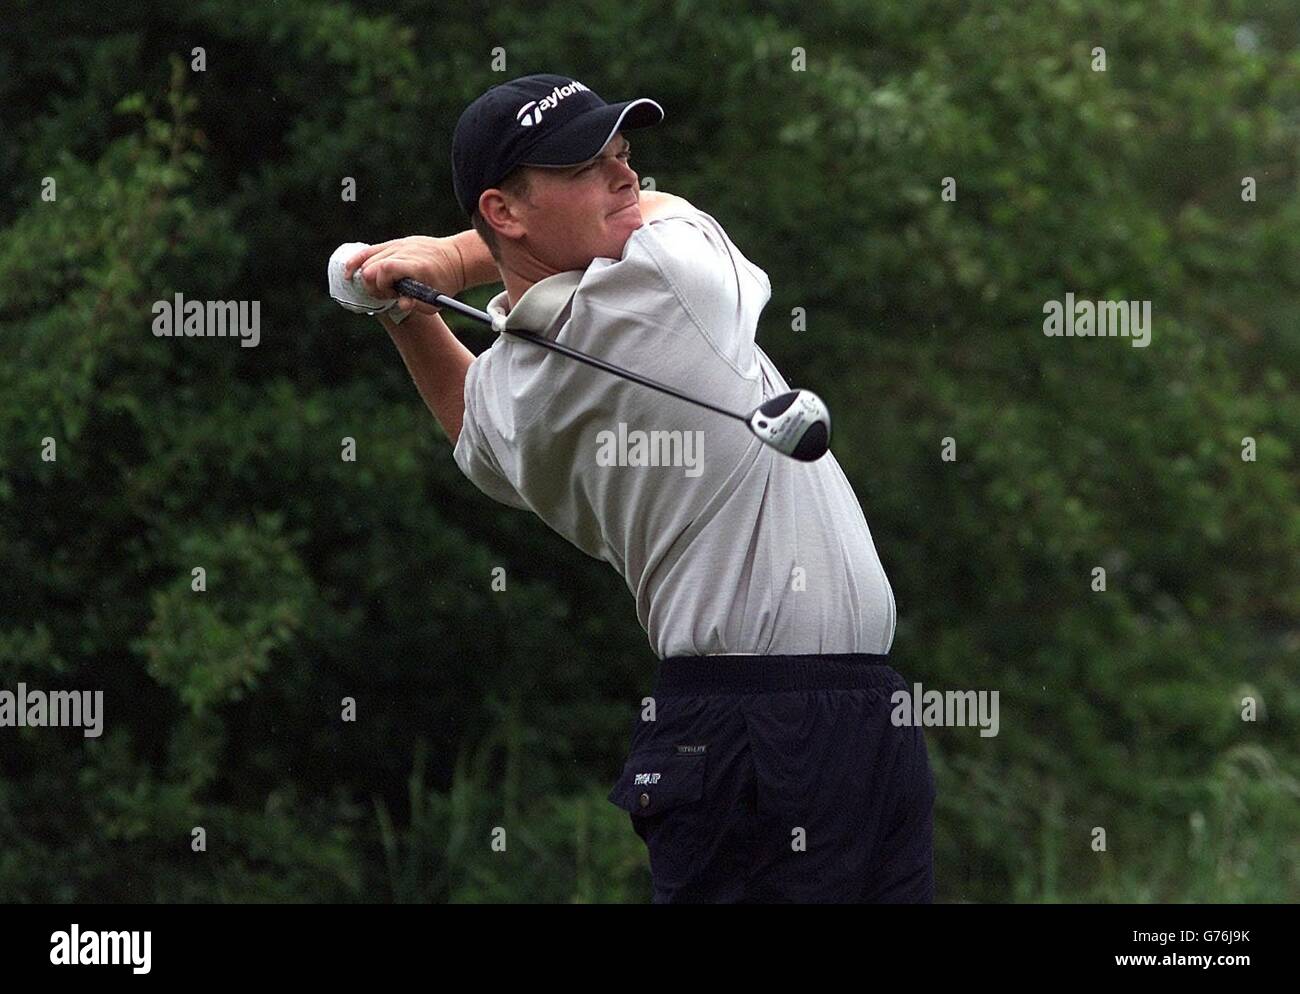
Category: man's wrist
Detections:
[{"x1": 450, "y1": 229, "x2": 499, "y2": 291}]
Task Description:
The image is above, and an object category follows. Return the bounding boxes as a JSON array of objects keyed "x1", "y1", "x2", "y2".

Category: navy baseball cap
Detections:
[{"x1": 452, "y1": 74, "x2": 664, "y2": 217}]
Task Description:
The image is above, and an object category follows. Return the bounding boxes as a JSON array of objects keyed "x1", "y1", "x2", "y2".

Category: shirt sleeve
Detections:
[
  {"x1": 620, "y1": 205, "x2": 772, "y2": 371},
  {"x1": 451, "y1": 355, "x2": 531, "y2": 511}
]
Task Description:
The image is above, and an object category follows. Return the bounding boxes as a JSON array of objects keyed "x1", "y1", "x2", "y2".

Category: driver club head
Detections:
[{"x1": 747, "y1": 390, "x2": 831, "y2": 461}]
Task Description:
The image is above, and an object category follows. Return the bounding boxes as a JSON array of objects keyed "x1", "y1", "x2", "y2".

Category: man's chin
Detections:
[{"x1": 611, "y1": 216, "x2": 643, "y2": 256}]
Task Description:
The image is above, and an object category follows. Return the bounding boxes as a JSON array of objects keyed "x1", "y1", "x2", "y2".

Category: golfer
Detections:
[{"x1": 345, "y1": 74, "x2": 935, "y2": 903}]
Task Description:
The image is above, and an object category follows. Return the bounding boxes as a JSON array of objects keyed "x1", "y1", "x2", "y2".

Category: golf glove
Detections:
[{"x1": 328, "y1": 242, "x2": 412, "y2": 324}]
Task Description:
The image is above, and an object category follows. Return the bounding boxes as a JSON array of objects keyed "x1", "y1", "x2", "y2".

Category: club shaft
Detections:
[{"x1": 394, "y1": 278, "x2": 746, "y2": 423}]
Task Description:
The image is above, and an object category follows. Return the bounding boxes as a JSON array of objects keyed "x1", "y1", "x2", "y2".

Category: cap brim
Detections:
[{"x1": 519, "y1": 98, "x2": 664, "y2": 168}]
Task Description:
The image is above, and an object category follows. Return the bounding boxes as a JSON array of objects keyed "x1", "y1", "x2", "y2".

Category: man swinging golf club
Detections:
[{"x1": 332, "y1": 73, "x2": 935, "y2": 903}]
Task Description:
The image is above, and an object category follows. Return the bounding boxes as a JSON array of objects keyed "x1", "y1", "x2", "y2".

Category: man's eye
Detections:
[{"x1": 576, "y1": 151, "x2": 629, "y2": 175}]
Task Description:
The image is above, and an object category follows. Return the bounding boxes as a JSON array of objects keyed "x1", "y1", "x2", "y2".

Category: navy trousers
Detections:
[{"x1": 607, "y1": 653, "x2": 935, "y2": 903}]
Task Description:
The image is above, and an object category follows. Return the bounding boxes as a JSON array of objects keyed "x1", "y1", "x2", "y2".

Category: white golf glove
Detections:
[{"x1": 327, "y1": 242, "x2": 411, "y2": 324}]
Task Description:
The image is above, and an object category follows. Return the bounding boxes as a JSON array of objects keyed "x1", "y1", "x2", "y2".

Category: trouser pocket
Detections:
[{"x1": 607, "y1": 748, "x2": 708, "y2": 890}]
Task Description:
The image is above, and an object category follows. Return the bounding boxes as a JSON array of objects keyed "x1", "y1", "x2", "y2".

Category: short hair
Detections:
[{"x1": 470, "y1": 167, "x2": 533, "y2": 263}]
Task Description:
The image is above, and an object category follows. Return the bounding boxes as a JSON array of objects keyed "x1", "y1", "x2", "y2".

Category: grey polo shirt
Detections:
[{"x1": 452, "y1": 203, "x2": 896, "y2": 659}]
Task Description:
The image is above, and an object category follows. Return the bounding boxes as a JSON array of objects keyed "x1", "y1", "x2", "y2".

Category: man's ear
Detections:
[{"x1": 479, "y1": 189, "x2": 526, "y2": 242}]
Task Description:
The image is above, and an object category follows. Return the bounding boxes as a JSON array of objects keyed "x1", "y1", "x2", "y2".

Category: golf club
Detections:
[{"x1": 389, "y1": 277, "x2": 832, "y2": 462}]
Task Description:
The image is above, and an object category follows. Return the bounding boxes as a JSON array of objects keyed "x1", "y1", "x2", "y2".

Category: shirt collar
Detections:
[{"x1": 486, "y1": 270, "x2": 586, "y2": 338}]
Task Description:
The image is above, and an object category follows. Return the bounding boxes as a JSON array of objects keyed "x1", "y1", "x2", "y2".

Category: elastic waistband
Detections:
[{"x1": 654, "y1": 653, "x2": 897, "y2": 695}]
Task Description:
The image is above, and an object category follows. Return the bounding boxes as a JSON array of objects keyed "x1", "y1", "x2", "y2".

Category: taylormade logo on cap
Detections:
[{"x1": 516, "y1": 80, "x2": 590, "y2": 127}]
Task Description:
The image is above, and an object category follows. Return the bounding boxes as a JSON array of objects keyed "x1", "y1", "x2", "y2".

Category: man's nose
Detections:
[{"x1": 610, "y1": 157, "x2": 637, "y2": 188}]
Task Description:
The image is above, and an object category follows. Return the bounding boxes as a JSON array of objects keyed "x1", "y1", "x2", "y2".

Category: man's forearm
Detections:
[
  {"x1": 448, "y1": 229, "x2": 500, "y2": 291},
  {"x1": 379, "y1": 309, "x2": 474, "y2": 444}
]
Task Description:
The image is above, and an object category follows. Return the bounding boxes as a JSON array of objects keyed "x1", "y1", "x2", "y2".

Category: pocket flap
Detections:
[{"x1": 607, "y1": 750, "x2": 705, "y2": 817}]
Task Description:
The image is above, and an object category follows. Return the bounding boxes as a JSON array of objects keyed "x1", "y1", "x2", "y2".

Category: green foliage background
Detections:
[{"x1": 1, "y1": 0, "x2": 1296, "y2": 902}]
